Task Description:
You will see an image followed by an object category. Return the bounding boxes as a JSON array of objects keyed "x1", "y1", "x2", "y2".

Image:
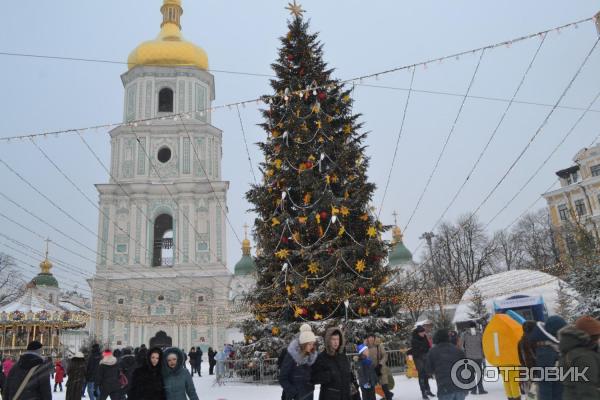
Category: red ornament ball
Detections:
[
  {"x1": 358, "y1": 287, "x2": 366, "y2": 296},
  {"x1": 305, "y1": 161, "x2": 313, "y2": 169},
  {"x1": 317, "y1": 91, "x2": 327, "y2": 101},
  {"x1": 320, "y1": 211, "x2": 328, "y2": 219},
  {"x1": 281, "y1": 236, "x2": 289, "y2": 244},
  {"x1": 287, "y1": 54, "x2": 294, "y2": 61},
  {"x1": 301, "y1": 307, "x2": 308, "y2": 316}
]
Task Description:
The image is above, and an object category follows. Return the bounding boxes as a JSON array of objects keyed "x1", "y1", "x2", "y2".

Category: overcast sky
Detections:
[{"x1": 1, "y1": 1, "x2": 599, "y2": 294}]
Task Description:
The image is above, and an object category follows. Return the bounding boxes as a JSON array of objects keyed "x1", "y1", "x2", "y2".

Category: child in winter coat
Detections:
[
  {"x1": 355, "y1": 344, "x2": 378, "y2": 400},
  {"x1": 54, "y1": 359, "x2": 65, "y2": 392}
]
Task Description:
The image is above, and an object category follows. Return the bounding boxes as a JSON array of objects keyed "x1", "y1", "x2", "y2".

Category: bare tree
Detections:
[
  {"x1": 513, "y1": 209, "x2": 560, "y2": 271},
  {"x1": 430, "y1": 214, "x2": 496, "y2": 300},
  {"x1": 0, "y1": 253, "x2": 24, "y2": 305},
  {"x1": 494, "y1": 230, "x2": 525, "y2": 271}
]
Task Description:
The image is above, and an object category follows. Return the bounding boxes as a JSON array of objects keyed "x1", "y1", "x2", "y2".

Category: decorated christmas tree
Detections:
[{"x1": 242, "y1": 2, "x2": 401, "y2": 354}]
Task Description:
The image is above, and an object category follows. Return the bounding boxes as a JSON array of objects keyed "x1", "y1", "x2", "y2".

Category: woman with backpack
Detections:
[
  {"x1": 128, "y1": 347, "x2": 165, "y2": 400},
  {"x1": 95, "y1": 349, "x2": 122, "y2": 400}
]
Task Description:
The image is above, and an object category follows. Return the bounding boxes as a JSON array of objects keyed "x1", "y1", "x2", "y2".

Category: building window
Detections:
[
  {"x1": 116, "y1": 244, "x2": 128, "y2": 253},
  {"x1": 48, "y1": 294, "x2": 53, "y2": 303},
  {"x1": 567, "y1": 172, "x2": 579, "y2": 185},
  {"x1": 158, "y1": 295, "x2": 165, "y2": 301},
  {"x1": 158, "y1": 88, "x2": 174, "y2": 112},
  {"x1": 575, "y1": 199, "x2": 586, "y2": 216},
  {"x1": 197, "y1": 295, "x2": 204, "y2": 303},
  {"x1": 558, "y1": 204, "x2": 569, "y2": 221},
  {"x1": 118, "y1": 298, "x2": 124, "y2": 305},
  {"x1": 157, "y1": 147, "x2": 172, "y2": 163},
  {"x1": 592, "y1": 165, "x2": 600, "y2": 177},
  {"x1": 153, "y1": 214, "x2": 173, "y2": 267}
]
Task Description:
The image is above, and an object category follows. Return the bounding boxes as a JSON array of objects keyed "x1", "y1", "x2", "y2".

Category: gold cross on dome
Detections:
[
  {"x1": 392, "y1": 211, "x2": 398, "y2": 226},
  {"x1": 286, "y1": 0, "x2": 305, "y2": 17}
]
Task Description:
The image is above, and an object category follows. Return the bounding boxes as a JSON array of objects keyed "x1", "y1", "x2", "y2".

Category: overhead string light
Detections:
[{"x1": 0, "y1": 15, "x2": 595, "y2": 143}]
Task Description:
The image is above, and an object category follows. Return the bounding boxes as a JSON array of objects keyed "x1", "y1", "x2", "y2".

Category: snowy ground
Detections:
[{"x1": 51, "y1": 366, "x2": 509, "y2": 400}]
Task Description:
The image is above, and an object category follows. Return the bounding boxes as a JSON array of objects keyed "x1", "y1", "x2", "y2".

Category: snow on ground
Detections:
[{"x1": 52, "y1": 366, "x2": 509, "y2": 400}]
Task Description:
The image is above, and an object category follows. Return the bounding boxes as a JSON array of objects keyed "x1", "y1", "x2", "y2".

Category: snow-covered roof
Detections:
[
  {"x1": 453, "y1": 269, "x2": 576, "y2": 324},
  {"x1": 59, "y1": 300, "x2": 89, "y2": 313},
  {"x1": 0, "y1": 287, "x2": 62, "y2": 313}
]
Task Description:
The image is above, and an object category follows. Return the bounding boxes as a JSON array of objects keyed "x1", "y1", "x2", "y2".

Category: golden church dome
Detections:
[{"x1": 127, "y1": 0, "x2": 208, "y2": 71}]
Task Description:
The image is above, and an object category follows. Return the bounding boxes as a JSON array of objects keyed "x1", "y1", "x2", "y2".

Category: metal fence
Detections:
[{"x1": 215, "y1": 349, "x2": 408, "y2": 385}]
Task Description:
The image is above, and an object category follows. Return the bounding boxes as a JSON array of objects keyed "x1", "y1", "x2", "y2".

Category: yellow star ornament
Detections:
[
  {"x1": 355, "y1": 259, "x2": 366, "y2": 273},
  {"x1": 367, "y1": 226, "x2": 377, "y2": 238},
  {"x1": 308, "y1": 261, "x2": 320, "y2": 275},
  {"x1": 276, "y1": 249, "x2": 289, "y2": 259}
]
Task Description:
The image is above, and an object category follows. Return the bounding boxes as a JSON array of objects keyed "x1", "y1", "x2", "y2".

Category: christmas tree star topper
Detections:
[{"x1": 285, "y1": 0, "x2": 305, "y2": 18}]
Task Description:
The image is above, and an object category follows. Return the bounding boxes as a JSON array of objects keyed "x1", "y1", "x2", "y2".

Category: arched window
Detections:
[
  {"x1": 158, "y1": 88, "x2": 174, "y2": 112},
  {"x1": 152, "y1": 214, "x2": 173, "y2": 267}
]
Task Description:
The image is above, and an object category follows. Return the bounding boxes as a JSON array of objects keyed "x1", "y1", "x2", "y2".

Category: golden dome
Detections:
[
  {"x1": 392, "y1": 225, "x2": 403, "y2": 244},
  {"x1": 39, "y1": 258, "x2": 53, "y2": 274},
  {"x1": 127, "y1": 0, "x2": 208, "y2": 71}
]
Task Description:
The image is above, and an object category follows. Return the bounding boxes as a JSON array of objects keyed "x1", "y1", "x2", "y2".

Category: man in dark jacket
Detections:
[
  {"x1": 559, "y1": 316, "x2": 600, "y2": 400},
  {"x1": 208, "y1": 347, "x2": 217, "y2": 376},
  {"x1": 4, "y1": 341, "x2": 52, "y2": 400},
  {"x1": 195, "y1": 347, "x2": 203, "y2": 377},
  {"x1": 426, "y1": 330, "x2": 468, "y2": 400},
  {"x1": 95, "y1": 349, "x2": 121, "y2": 400},
  {"x1": 86, "y1": 343, "x2": 103, "y2": 400},
  {"x1": 410, "y1": 325, "x2": 434, "y2": 399},
  {"x1": 311, "y1": 327, "x2": 352, "y2": 400}
]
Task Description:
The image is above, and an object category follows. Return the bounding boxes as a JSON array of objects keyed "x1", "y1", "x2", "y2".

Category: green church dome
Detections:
[
  {"x1": 32, "y1": 273, "x2": 59, "y2": 288},
  {"x1": 388, "y1": 225, "x2": 413, "y2": 265},
  {"x1": 234, "y1": 226, "x2": 256, "y2": 276}
]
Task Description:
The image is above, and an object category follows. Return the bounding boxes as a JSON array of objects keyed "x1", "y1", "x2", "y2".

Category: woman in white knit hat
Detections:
[{"x1": 279, "y1": 324, "x2": 319, "y2": 400}]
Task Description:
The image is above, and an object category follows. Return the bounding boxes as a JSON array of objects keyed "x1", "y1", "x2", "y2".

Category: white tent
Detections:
[{"x1": 452, "y1": 269, "x2": 576, "y2": 324}]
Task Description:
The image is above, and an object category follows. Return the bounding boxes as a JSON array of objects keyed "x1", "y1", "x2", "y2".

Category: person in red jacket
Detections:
[{"x1": 54, "y1": 360, "x2": 65, "y2": 392}]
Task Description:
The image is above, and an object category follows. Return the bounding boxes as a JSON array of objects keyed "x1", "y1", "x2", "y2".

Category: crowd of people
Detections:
[{"x1": 0, "y1": 341, "x2": 233, "y2": 400}]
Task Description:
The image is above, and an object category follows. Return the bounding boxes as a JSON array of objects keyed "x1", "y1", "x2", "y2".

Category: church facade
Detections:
[{"x1": 89, "y1": 0, "x2": 252, "y2": 349}]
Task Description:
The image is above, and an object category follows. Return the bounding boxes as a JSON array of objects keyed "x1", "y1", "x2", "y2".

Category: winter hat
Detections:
[
  {"x1": 575, "y1": 316, "x2": 600, "y2": 337},
  {"x1": 529, "y1": 316, "x2": 567, "y2": 344},
  {"x1": 299, "y1": 325, "x2": 317, "y2": 345},
  {"x1": 74, "y1": 352, "x2": 85, "y2": 359},
  {"x1": 103, "y1": 349, "x2": 113, "y2": 357},
  {"x1": 27, "y1": 341, "x2": 43, "y2": 351},
  {"x1": 357, "y1": 343, "x2": 368, "y2": 355},
  {"x1": 415, "y1": 325, "x2": 426, "y2": 333},
  {"x1": 433, "y1": 329, "x2": 450, "y2": 344}
]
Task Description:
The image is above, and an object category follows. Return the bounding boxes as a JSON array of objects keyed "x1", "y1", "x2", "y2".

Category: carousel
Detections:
[{"x1": 0, "y1": 248, "x2": 89, "y2": 356}]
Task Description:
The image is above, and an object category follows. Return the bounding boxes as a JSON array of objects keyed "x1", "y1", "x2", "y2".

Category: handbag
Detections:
[{"x1": 13, "y1": 365, "x2": 40, "y2": 400}]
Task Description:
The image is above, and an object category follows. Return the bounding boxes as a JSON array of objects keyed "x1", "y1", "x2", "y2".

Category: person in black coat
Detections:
[
  {"x1": 311, "y1": 327, "x2": 353, "y2": 400},
  {"x1": 4, "y1": 341, "x2": 52, "y2": 400},
  {"x1": 119, "y1": 348, "x2": 137, "y2": 396},
  {"x1": 135, "y1": 345, "x2": 148, "y2": 369},
  {"x1": 128, "y1": 347, "x2": 165, "y2": 400},
  {"x1": 425, "y1": 329, "x2": 468, "y2": 399},
  {"x1": 208, "y1": 347, "x2": 217, "y2": 375},
  {"x1": 86, "y1": 343, "x2": 103, "y2": 400},
  {"x1": 95, "y1": 350, "x2": 121, "y2": 400},
  {"x1": 66, "y1": 352, "x2": 87, "y2": 400},
  {"x1": 410, "y1": 325, "x2": 434, "y2": 399},
  {"x1": 195, "y1": 347, "x2": 203, "y2": 377},
  {"x1": 187, "y1": 348, "x2": 198, "y2": 376}
]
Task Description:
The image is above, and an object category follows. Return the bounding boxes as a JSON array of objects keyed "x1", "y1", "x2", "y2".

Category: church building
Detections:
[{"x1": 89, "y1": 0, "x2": 252, "y2": 349}]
